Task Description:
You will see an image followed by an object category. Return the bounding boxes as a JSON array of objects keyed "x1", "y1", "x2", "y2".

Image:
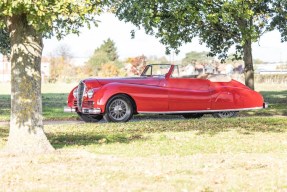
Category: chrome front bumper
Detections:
[
  {"x1": 64, "y1": 106, "x2": 76, "y2": 113},
  {"x1": 82, "y1": 108, "x2": 101, "y2": 114},
  {"x1": 64, "y1": 106, "x2": 101, "y2": 114}
]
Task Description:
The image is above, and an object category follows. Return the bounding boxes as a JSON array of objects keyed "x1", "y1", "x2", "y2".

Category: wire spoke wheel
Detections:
[
  {"x1": 212, "y1": 111, "x2": 238, "y2": 118},
  {"x1": 109, "y1": 99, "x2": 128, "y2": 120},
  {"x1": 104, "y1": 95, "x2": 133, "y2": 122}
]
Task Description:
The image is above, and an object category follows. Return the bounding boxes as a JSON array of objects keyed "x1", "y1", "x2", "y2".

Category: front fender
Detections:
[
  {"x1": 67, "y1": 86, "x2": 77, "y2": 107},
  {"x1": 93, "y1": 83, "x2": 132, "y2": 113},
  {"x1": 93, "y1": 82, "x2": 169, "y2": 113}
]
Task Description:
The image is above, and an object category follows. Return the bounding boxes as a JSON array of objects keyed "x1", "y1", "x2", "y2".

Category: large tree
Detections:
[
  {"x1": 0, "y1": 0, "x2": 107, "y2": 154},
  {"x1": 115, "y1": 0, "x2": 287, "y2": 90},
  {"x1": 182, "y1": 51, "x2": 212, "y2": 65}
]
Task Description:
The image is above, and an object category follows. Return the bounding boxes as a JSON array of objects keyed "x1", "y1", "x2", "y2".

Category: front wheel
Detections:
[
  {"x1": 77, "y1": 112, "x2": 103, "y2": 122},
  {"x1": 212, "y1": 111, "x2": 238, "y2": 118},
  {"x1": 104, "y1": 95, "x2": 133, "y2": 122}
]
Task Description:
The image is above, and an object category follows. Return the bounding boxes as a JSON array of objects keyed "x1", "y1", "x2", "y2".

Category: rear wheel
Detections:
[
  {"x1": 182, "y1": 113, "x2": 204, "y2": 119},
  {"x1": 212, "y1": 111, "x2": 238, "y2": 118},
  {"x1": 77, "y1": 112, "x2": 103, "y2": 122},
  {"x1": 104, "y1": 95, "x2": 133, "y2": 122}
]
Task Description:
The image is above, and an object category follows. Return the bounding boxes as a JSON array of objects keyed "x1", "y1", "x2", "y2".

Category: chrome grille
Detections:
[
  {"x1": 77, "y1": 81, "x2": 86, "y2": 111},
  {"x1": 82, "y1": 101, "x2": 94, "y2": 108}
]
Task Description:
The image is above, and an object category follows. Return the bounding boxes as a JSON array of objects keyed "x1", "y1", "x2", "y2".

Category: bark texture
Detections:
[
  {"x1": 243, "y1": 39, "x2": 255, "y2": 90},
  {"x1": 5, "y1": 14, "x2": 54, "y2": 154}
]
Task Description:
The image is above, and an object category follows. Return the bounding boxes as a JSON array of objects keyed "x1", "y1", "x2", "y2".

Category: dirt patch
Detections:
[{"x1": 0, "y1": 149, "x2": 286, "y2": 191}]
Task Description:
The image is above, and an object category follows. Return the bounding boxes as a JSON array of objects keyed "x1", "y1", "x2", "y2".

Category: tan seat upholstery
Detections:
[{"x1": 207, "y1": 74, "x2": 232, "y2": 82}]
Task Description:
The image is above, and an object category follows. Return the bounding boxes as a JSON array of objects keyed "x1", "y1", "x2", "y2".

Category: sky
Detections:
[{"x1": 41, "y1": 13, "x2": 287, "y2": 63}]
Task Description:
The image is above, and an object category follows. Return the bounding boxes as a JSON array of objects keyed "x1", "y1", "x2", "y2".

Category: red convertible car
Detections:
[{"x1": 64, "y1": 64, "x2": 267, "y2": 122}]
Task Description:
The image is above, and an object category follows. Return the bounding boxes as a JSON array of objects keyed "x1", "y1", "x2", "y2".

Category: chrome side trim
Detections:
[{"x1": 138, "y1": 107, "x2": 263, "y2": 114}]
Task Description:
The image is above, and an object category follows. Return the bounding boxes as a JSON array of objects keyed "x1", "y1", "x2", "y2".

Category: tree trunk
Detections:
[
  {"x1": 4, "y1": 14, "x2": 54, "y2": 154},
  {"x1": 243, "y1": 39, "x2": 254, "y2": 90}
]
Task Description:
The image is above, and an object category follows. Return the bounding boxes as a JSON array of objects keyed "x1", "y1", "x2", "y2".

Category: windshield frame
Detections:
[{"x1": 140, "y1": 64, "x2": 173, "y2": 77}]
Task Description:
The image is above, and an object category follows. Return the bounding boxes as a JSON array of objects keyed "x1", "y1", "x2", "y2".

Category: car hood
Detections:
[{"x1": 83, "y1": 77, "x2": 162, "y2": 87}]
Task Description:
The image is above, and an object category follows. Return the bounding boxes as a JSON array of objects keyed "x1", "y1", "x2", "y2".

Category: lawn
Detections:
[
  {"x1": 0, "y1": 117, "x2": 287, "y2": 191},
  {"x1": 0, "y1": 83, "x2": 78, "y2": 121},
  {"x1": 0, "y1": 82, "x2": 287, "y2": 191}
]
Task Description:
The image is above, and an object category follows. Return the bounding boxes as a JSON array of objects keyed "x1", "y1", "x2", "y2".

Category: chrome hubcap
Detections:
[{"x1": 109, "y1": 99, "x2": 128, "y2": 120}]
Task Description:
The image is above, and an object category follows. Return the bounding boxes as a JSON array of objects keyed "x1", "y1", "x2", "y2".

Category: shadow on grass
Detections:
[
  {"x1": 261, "y1": 90, "x2": 287, "y2": 104},
  {"x1": 140, "y1": 117, "x2": 287, "y2": 136},
  {"x1": 46, "y1": 116, "x2": 287, "y2": 149},
  {"x1": 48, "y1": 132, "x2": 146, "y2": 149},
  {"x1": 195, "y1": 118, "x2": 287, "y2": 136},
  {"x1": 0, "y1": 126, "x2": 9, "y2": 138}
]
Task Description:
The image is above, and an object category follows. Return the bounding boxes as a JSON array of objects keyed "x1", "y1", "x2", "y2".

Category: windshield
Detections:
[{"x1": 141, "y1": 64, "x2": 171, "y2": 77}]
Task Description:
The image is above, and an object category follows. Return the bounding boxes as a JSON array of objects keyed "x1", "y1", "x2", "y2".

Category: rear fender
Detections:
[{"x1": 211, "y1": 87, "x2": 264, "y2": 110}]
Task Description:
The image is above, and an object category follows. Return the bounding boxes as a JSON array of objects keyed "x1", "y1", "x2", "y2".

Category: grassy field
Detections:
[
  {"x1": 0, "y1": 117, "x2": 287, "y2": 191},
  {"x1": 0, "y1": 82, "x2": 287, "y2": 191},
  {"x1": 0, "y1": 83, "x2": 78, "y2": 121}
]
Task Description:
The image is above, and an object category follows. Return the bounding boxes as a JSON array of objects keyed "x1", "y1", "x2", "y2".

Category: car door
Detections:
[{"x1": 166, "y1": 78, "x2": 211, "y2": 111}]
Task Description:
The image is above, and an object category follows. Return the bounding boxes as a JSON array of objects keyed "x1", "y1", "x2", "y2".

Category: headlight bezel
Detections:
[
  {"x1": 73, "y1": 88, "x2": 78, "y2": 98},
  {"x1": 87, "y1": 89, "x2": 94, "y2": 99}
]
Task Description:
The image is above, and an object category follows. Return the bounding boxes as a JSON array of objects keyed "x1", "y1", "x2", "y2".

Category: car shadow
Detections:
[{"x1": 47, "y1": 132, "x2": 146, "y2": 149}]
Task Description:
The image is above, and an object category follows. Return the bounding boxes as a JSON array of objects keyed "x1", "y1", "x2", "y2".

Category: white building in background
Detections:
[
  {"x1": 0, "y1": 57, "x2": 51, "y2": 82},
  {"x1": 255, "y1": 62, "x2": 287, "y2": 74}
]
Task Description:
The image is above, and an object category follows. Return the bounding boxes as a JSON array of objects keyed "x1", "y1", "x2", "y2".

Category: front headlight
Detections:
[
  {"x1": 73, "y1": 88, "x2": 78, "y2": 98},
  {"x1": 87, "y1": 89, "x2": 94, "y2": 99}
]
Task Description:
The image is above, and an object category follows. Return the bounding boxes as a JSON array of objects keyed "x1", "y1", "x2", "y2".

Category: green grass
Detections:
[
  {"x1": 0, "y1": 93, "x2": 78, "y2": 121},
  {"x1": 1, "y1": 117, "x2": 287, "y2": 157},
  {"x1": 1, "y1": 117, "x2": 287, "y2": 191},
  {"x1": 1, "y1": 117, "x2": 286, "y2": 155},
  {"x1": 37, "y1": 117, "x2": 286, "y2": 158},
  {"x1": 48, "y1": 117, "x2": 287, "y2": 154},
  {"x1": 0, "y1": 83, "x2": 77, "y2": 121}
]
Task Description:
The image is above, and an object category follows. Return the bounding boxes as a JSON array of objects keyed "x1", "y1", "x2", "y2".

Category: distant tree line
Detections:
[{"x1": 47, "y1": 40, "x2": 271, "y2": 83}]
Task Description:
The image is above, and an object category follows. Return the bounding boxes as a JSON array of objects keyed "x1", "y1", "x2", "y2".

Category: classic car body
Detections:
[{"x1": 64, "y1": 64, "x2": 267, "y2": 122}]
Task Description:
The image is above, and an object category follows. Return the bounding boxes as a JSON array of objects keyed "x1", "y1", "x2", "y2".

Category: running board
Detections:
[{"x1": 138, "y1": 106, "x2": 265, "y2": 114}]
